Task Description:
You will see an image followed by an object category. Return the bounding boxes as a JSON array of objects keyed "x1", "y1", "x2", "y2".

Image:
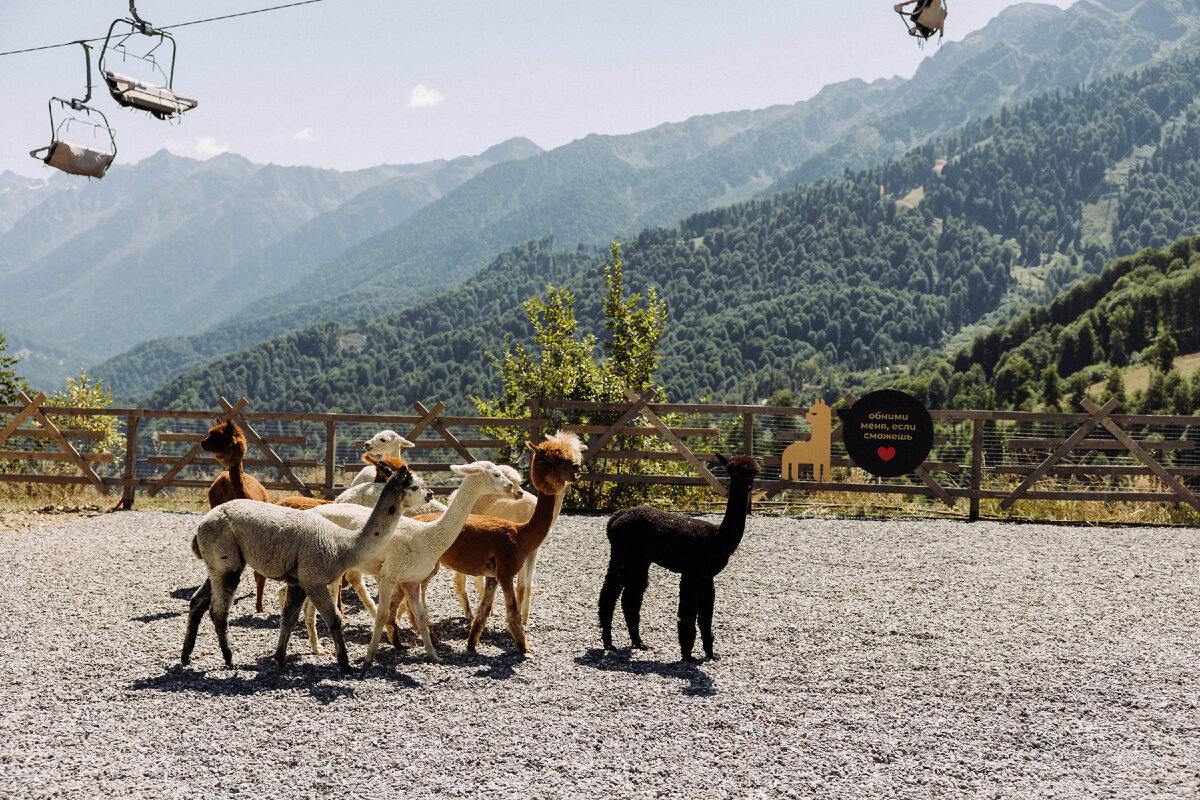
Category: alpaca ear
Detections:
[
  {"x1": 398, "y1": 436, "x2": 415, "y2": 449},
  {"x1": 450, "y1": 462, "x2": 481, "y2": 475},
  {"x1": 715, "y1": 453, "x2": 729, "y2": 467}
]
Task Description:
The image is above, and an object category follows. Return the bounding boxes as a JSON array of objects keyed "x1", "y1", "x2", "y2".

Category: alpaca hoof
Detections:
[
  {"x1": 681, "y1": 654, "x2": 698, "y2": 663},
  {"x1": 631, "y1": 640, "x2": 649, "y2": 651},
  {"x1": 706, "y1": 652, "x2": 719, "y2": 661},
  {"x1": 338, "y1": 663, "x2": 358, "y2": 674}
]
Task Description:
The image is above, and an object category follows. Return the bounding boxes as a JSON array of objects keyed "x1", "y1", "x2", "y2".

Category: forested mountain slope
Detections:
[
  {"x1": 98, "y1": 0, "x2": 1200, "y2": 399},
  {"x1": 889, "y1": 235, "x2": 1200, "y2": 414},
  {"x1": 142, "y1": 53, "x2": 1200, "y2": 414}
]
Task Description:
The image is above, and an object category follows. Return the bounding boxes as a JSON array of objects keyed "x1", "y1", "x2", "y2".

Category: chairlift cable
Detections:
[{"x1": 0, "y1": 0, "x2": 327, "y2": 58}]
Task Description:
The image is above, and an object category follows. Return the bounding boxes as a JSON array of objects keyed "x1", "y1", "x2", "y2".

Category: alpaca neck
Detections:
[
  {"x1": 341, "y1": 488, "x2": 406, "y2": 568},
  {"x1": 228, "y1": 461, "x2": 251, "y2": 499},
  {"x1": 715, "y1": 478, "x2": 753, "y2": 556},
  {"x1": 424, "y1": 476, "x2": 499, "y2": 553},
  {"x1": 514, "y1": 490, "x2": 559, "y2": 560}
]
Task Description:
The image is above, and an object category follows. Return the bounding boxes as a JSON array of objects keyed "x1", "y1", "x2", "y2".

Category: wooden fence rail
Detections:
[{"x1": 2, "y1": 394, "x2": 1198, "y2": 520}]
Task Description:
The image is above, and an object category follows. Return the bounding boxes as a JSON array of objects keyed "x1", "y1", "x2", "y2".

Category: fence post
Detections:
[
  {"x1": 743, "y1": 413, "x2": 754, "y2": 457},
  {"x1": 325, "y1": 420, "x2": 337, "y2": 498},
  {"x1": 969, "y1": 417, "x2": 984, "y2": 522},
  {"x1": 119, "y1": 410, "x2": 140, "y2": 510}
]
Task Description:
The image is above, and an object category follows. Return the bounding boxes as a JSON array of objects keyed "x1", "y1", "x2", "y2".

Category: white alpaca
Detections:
[
  {"x1": 356, "y1": 460, "x2": 524, "y2": 664},
  {"x1": 446, "y1": 463, "x2": 563, "y2": 625},
  {"x1": 349, "y1": 429, "x2": 415, "y2": 487},
  {"x1": 284, "y1": 468, "x2": 447, "y2": 655},
  {"x1": 181, "y1": 462, "x2": 431, "y2": 672}
]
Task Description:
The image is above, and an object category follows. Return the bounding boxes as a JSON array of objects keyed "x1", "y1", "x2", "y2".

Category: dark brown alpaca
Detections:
[{"x1": 201, "y1": 420, "x2": 271, "y2": 611}]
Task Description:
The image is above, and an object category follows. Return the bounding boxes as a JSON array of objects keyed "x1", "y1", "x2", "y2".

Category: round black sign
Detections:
[{"x1": 837, "y1": 390, "x2": 933, "y2": 477}]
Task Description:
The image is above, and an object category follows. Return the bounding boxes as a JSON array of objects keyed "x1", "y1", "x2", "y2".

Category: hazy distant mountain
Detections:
[{"x1": 0, "y1": 140, "x2": 539, "y2": 388}]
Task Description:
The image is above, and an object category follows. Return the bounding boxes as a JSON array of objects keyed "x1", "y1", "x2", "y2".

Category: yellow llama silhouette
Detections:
[{"x1": 780, "y1": 399, "x2": 833, "y2": 482}]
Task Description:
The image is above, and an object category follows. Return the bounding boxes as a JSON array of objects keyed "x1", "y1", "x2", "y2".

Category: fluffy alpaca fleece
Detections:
[
  {"x1": 276, "y1": 496, "x2": 328, "y2": 510},
  {"x1": 349, "y1": 430, "x2": 415, "y2": 487},
  {"x1": 599, "y1": 454, "x2": 760, "y2": 662},
  {"x1": 413, "y1": 431, "x2": 583, "y2": 656},
  {"x1": 447, "y1": 463, "x2": 559, "y2": 625},
  {"x1": 201, "y1": 420, "x2": 272, "y2": 612},
  {"x1": 181, "y1": 459, "x2": 432, "y2": 672},
  {"x1": 349, "y1": 461, "x2": 524, "y2": 664}
]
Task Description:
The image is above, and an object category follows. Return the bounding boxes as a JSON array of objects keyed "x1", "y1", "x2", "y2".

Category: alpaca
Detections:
[
  {"x1": 277, "y1": 454, "x2": 441, "y2": 656},
  {"x1": 411, "y1": 431, "x2": 583, "y2": 656},
  {"x1": 201, "y1": 420, "x2": 272, "y2": 612},
  {"x1": 447, "y1": 463, "x2": 560, "y2": 625},
  {"x1": 349, "y1": 429, "x2": 415, "y2": 487},
  {"x1": 181, "y1": 458, "x2": 432, "y2": 672},
  {"x1": 276, "y1": 496, "x2": 328, "y2": 510},
  {"x1": 354, "y1": 460, "x2": 525, "y2": 664},
  {"x1": 599, "y1": 454, "x2": 761, "y2": 662},
  {"x1": 779, "y1": 400, "x2": 833, "y2": 482}
]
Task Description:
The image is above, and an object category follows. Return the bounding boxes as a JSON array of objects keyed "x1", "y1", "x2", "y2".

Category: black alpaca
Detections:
[{"x1": 599, "y1": 454, "x2": 760, "y2": 662}]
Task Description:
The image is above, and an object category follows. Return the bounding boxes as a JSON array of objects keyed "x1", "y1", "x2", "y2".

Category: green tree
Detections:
[
  {"x1": 0, "y1": 333, "x2": 29, "y2": 405},
  {"x1": 1039, "y1": 365, "x2": 1063, "y2": 411},
  {"x1": 1101, "y1": 366, "x2": 1127, "y2": 408},
  {"x1": 1147, "y1": 329, "x2": 1179, "y2": 375},
  {"x1": 474, "y1": 244, "x2": 669, "y2": 507}
]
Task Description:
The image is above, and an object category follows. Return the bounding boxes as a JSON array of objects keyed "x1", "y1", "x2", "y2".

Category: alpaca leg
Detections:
[
  {"x1": 253, "y1": 570, "x2": 267, "y2": 613},
  {"x1": 364, "y1": 575, "x2": 398, "y2": 665},
  {"x1": 620, "y1": 561, "x2": 651, "y2": 650},
  {"x1": 516, "y1": 547, "x2": 538, "y2": 625},
  {"x1": 598, "y1": 559, "x2": 626, "y2": 651},
  {"x1": 401, "y1": 581, "x2": 440, "y2": 663},
  {"x1": 209, "y1": 571, "x2": 242, "y2": 669},
  {"x1": 698, "y1": 576, "x2": 718, "y2": 660},
  {"x1": 274, "y1": 584, "x2": 307, "y2": 670},
  {"x1": 452, "y1": 571, "x2": 473, "y2": 619},
  {"x1": 499, "y1": 574, "x2": 530, "y2": 655},
  {"x1": 307, "y1": 584, "x2": 354, "y2": 673},
  {"x1": 467, "y1": 578, "x2": 498, "y2": 653},
  {"x1": 677, "y1": 573, "x2": 700, "y2": 663},
  {"x1": 474, "y1": 575, "x2": 499, "y2": 618},
  {"x1": 303, "y1": 594, "x2": 327, "y2": 656},
  {"x1": 335, "y1": 575, "x2": 346, "y2": 618},
  {"x1": 181, "y1": 579, "x2": 212, "y2": 665},
  {"x1": 347, "y1": 571, "x2": 377, "y2": 618}
]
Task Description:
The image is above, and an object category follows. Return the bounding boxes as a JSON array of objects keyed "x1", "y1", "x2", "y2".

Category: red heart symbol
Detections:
[{"x1": 877, "y1": 446, "x2": 896, "y2": 462}]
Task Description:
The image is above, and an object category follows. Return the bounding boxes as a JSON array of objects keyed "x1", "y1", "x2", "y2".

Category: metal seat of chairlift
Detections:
[
  {"x1": 103, "y1": 70, "x2": 197, "y2": 120},
  {"x1": 32, "y1": 140, "x2": 116, "y2": 179}
]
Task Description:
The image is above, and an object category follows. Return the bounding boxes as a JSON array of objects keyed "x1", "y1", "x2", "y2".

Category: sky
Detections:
[{"x1": 1, "y1": 0, "x2": 1078, "y2": 179}]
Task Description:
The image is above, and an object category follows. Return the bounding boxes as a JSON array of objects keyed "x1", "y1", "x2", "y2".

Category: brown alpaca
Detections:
[
  {"x1": 201, "y1": 420, "x2": 271, "y2": 610},
  {"x1": 407, "y1": 431, "x2": 583, "y2": 655},
  {"x1": 276, "y1": 496, "x2": 329, "y2": 510}
]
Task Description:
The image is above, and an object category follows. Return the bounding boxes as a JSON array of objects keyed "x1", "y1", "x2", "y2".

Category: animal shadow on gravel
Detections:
[
  {"x1": 576, "y1": 647, "x2": 717, "y2": 697},
  {"x1": 132, "y1": 660, "x2": 390, "y2": 704}
]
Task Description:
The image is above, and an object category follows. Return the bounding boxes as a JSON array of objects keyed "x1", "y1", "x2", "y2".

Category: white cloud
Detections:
[
  {"x1": 408, "y1": 83, "x2": 445, "y2": 108},
  {"x1": 164, "y1": 136, "x2": 230, "y2": 159},
  {"x1": 293, "y1": 127, "x2": 316, "y2": 142}
]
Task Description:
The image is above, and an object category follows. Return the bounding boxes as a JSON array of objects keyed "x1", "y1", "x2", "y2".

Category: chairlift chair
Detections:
[
  {"x1": 98, "y1": 4, "x2": 197, "y2": 120},
  {"x1": 28, "y1": 43, "x2": 117, "y2": 179},
  {"x1": 895, "y1": 0, "x2": 947, "y2": 44}
]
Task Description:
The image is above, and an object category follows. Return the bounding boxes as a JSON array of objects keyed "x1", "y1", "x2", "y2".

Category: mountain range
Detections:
[{"x1": 2, "y1": 0, "x2": 1199, "y2": 403}]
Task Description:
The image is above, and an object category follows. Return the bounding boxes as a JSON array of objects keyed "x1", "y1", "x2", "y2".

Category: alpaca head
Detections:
[
  {"x1": 370, "y1": 454, "x2": 409, "y2": 483},
  {"x1": 366, "y1": 454, "x2": 434, "y2": 510},
  {"x1": 362, "y1": 429, "x2": 415, "y2": 458},
  {"x1": 527, "y1": 430, "x2": 584, "y2": 495},
  {"x1": 200, "y1": 420, "x2": 247, "y2": 468},
  {"x1": 715, "y1": 453, "x2": 761, "y2": 484},
  {"x1": 449, "y1": 460, "x2": 525, "y2": 499}
]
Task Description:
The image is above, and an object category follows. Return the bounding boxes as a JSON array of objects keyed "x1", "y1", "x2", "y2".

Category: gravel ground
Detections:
[{"x1": 1, "y1": 510, "x2": 1199, "y2": 799}]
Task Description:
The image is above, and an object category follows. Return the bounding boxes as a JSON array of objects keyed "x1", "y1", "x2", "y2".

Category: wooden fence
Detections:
[{"x1": 2, "y1": 391, "x2": 1199, "y2": 520}]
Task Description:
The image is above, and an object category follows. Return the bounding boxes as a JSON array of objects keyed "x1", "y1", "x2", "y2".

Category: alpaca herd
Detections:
[{"x1": 182, "y1": 424, "x2": 760, "y2": 673}]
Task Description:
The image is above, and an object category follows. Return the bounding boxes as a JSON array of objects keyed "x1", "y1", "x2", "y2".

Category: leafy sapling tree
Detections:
[{"x1": 474, "y1": 243, "x2": 669, "y2": 507}]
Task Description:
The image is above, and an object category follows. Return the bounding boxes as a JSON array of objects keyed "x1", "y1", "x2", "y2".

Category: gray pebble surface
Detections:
[{"x1": 1, "y1": 510, "x2": 1198, "y2": 799}]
